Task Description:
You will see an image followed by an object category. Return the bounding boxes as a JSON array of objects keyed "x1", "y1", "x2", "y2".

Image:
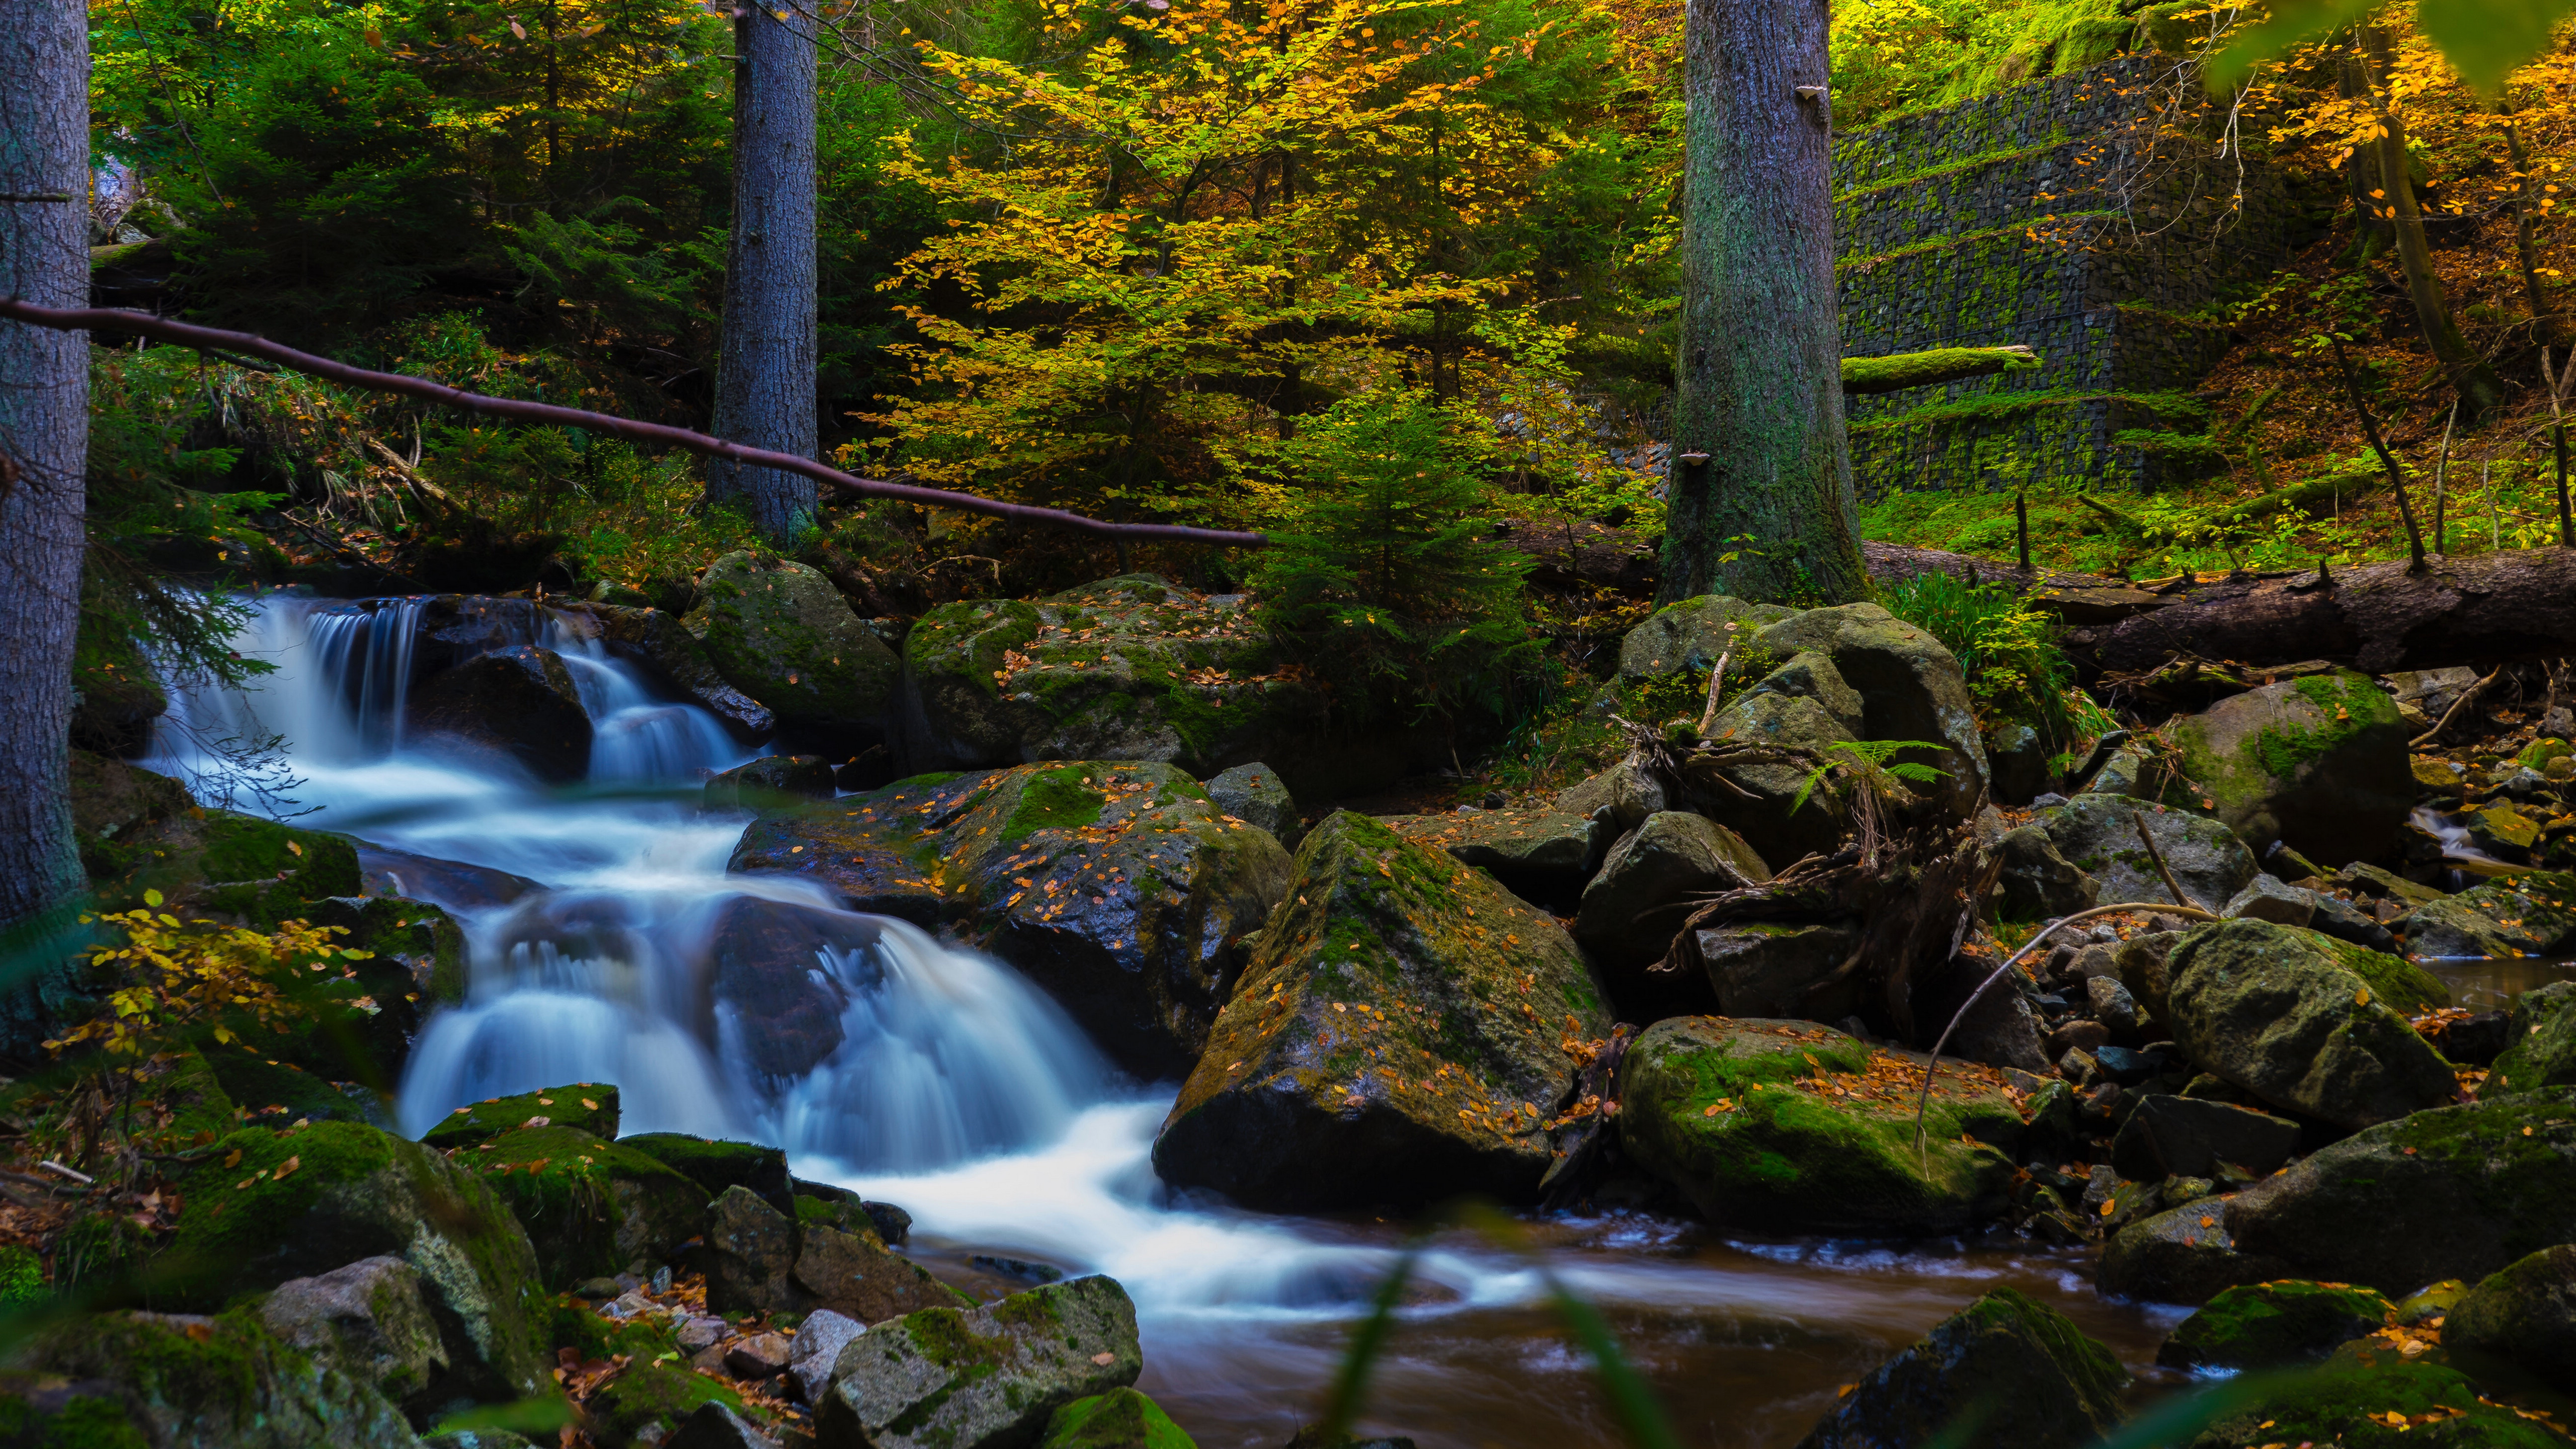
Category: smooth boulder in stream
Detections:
[
  {"x1": 1795, "y1": 1287, "x2": 2127, "y2": 1449},
  {"x1": 1616, "y1": 1017, "x2": 2023, "y2": 1235},
  {"x1": 684, "y1": 550, "x2": 900, "y2": 747},
  {"x1": 2163, "y1": 671, "x2": 2413, "y2": 866},
  {"x1": 2484, "y1": 981, "x2": 2576, "y2": 1096},
  {"x1": 2403, "y1": 870, "x2": 2576, "y2": 958},
  {"x1": 2165, "y1": 920, "x2": 2456, "y2": 1129},
  {"x1": 814, "y1": 1275, "x2": 1143, "y2": 1449},
  {"x1": 1152, "y1": 812, "x2": 1613, "y2": 1211}
]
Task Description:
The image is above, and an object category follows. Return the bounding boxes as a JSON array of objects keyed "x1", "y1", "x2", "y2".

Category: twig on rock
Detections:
[{"x1": 2131, "y1": 808, "x2": 2198, "y2": 911}]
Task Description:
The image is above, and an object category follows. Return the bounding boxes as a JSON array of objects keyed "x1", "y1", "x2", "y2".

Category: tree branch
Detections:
[{"x1": 0, "y1": 298, "x2": 1269, "y2": 549}]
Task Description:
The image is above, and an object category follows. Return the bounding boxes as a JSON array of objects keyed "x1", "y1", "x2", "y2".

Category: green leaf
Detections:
[
  {"x1": 2415, "y1": 0, "x2": 2576, "y2": 92},
  {"x1": 1318, "y1": 1243, "x2": 1418, "y2": 1447},
  {"x1": 142, "y1": 889, "x2": 163, "y2": 909},
  {"x1": 2207, "y1": 0, "x2": 2378, "y2": 90}
]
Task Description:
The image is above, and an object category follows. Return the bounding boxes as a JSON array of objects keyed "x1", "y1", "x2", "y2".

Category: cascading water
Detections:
[{"x1": 145, "y1": 591, "x2": 2184, "y2": 1448}]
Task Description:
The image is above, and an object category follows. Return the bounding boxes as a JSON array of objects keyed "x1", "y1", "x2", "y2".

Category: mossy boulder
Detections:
[
  {"x1": 1381, "y1": 808, "x2": 1612, "y2": 896},
  {"x1": 1574, "y1": 812, "x2": 1769, "y2": 964},
  {"x1": 2165, "y1": 672, "x2": 2414, "y2": 867},
  {"x1": 1793, "y1": 1288, "x2": 2127, "y2": 1449},
  {"x1": 2034, "y1": 795, "x2": 2257, "y2": 914},
  {"x1": 901, "y1": 575, "x2": 1341, "y2": 794},
  {"x1": 587, "y1": 1361, "x2": 742, "y2": 1448},
  {"x1": 2166, "y1": 920, "x2": 2457, "y2": 1129},
  {"x1": 2178, "y1": 1338, "x2": 2571, "y2": 1448},
  {"x1": 1613, "y1": 595, "x2": 1796, "y2": 685},
  {"x1": 1692, "y1": 661, "x2": 1861, "y2": 865},
  {"x1": 14, "y1": 1307, "x2": 420, "y2": 1449},
  {"x1": 133, "y1": 1047, "x2": 240, "y2": 1151},
  {"x1": 618, "y1": 1134, "x2": 790, "y2": 1215},
  {"x1": 68, "y1": 750, "x2": 193, "y2": 884},
  {"x1": 258, "y1": 1254, "x2": 453, "y2": 1417},
  {"x1": 105, "y1": 809, "x2": 363, "y2": 928},
  {"x1": 2156, "y1": 1281, "x2": 2395, "y2": 1370},
  {"x1": 2405, "y1": 871, "x2": 2576, "y2": 959},
  {"x1": 423, "y1": 1084, "x2": 619, "y2": 1149},
  {"x1": 1040, "y1": 1389, "x2": 1196, "y2": 1449},
  {"x1": 2224, "y1": 1086, "x2": 2576, "y2": 1294},
  {"x1": 2443, "y1": 1243, "x2": 2576, "y2": 1389},
  {"x1": 790, "y1": 1200, "x2": 971, "y2": 1324},
  {"x1": 2097, "y1": 1200, "x2": 2296, "y2": 1306},
  {"x1": 1616, "y1": 1017, "x2": 2024, "y2": 1235},
  {"x1": 166, "y1": 1121, "x2": 554, "y2": 1404},
  {"x1": 409, "y1": 646, "x2": 594, "y2": 783},
  {"x1": 197, "y1": 1043, "x2": 382, "y2": 1130},
  {"x1": 736, "y1": 762, "x2": 1292, "y2": 1076},
  {"x1": 684, "y1": 551, "x2": 900, "y2": 747},
  {"x1": 1151, "y1": 812, "x2": 1613, "y2": 1211},
  {"x1": 814, "y1": 1275, "x2": 1142, "y2": 1449},
  {"x1": 447, "y1": 1125, "x2": 705, "y2": 1290},
  {"x1": 1750, "y1": 602, "x2": 1990, "y2": 821},
  {"x1": 2483, "y1": 981, "x2": 2576, "y2": 1097}
]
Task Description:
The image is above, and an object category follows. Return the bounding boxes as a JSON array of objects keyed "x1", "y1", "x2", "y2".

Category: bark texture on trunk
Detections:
[
  {"x1": 0, "y1": 0, "x2": 90, "y2": 933},
  {"x1": 706, "y1": 2, "x2": 820, "y2": 547},
  {"x1": 1660, "y1": 0, "x2": 1866, "y2": 606},
  {"x1": 2361, "y1": 27, "x2": 2505, "y2": 418}
]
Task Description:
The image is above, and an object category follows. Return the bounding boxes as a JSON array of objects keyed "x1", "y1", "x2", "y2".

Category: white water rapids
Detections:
[{"x1": 144, "y1": 592, "x2": 2183, "y2": 1447}]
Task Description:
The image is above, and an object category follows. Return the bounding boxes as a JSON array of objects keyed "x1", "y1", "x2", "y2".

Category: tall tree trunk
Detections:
[
  {"x1": 2360, "y1": 27, "x2": 2506, "y2": 419},
  {"x1": 2504, "y1": 109, "x2": 2557, "y2": 347},
  {"x1": 1661, "y1": 0, "x2": 1866, "y2": 605},
  {"x1": 0, "y1": 0, "x2": 91, "y2": 933},
  {"x1": 706, "y1": 2, "x2": 820, "y2": 548}
]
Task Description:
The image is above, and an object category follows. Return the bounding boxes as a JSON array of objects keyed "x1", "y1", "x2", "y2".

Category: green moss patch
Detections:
[
  {"x1": 1041, "y1": 1388, "x2": 1197, "y2": 1449},
  {"x1": 424, "y1": 1084, "x2": 619, "y2": 1149},
  {"x1": 2158, "y1": 1281, "x2": 2394, "y2": 1370}
]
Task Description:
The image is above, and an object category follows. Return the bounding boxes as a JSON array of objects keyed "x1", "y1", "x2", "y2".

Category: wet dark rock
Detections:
[
  {"x1": 1984, "y1": 718, "x2": 2055, "y2": 806},
  {"x1": 1698, "y1": 920, "x2": 1863, "y2": 1021},
  {"x1": 792, "y1": 1214, "x2": 968, "y2": 1324},
  {"x1": 2420, "y1": 1009, "x2": 2511, "y2": 1068},
  {"x1": 2485, "y1": 982, "x2": 2576, "y2": 1095},
  {"x1": 2114, "y1": 930, "x2": 2183, "y2": 1023},
  {"x1": 814, "y1": 1275, "x2": 1143, "y2": 1449},
  {"x1": 685, "y1": 551, "x2": 900, "y2": 751},
  {"x1": 1554, "y1": 756, "x2": 1669, "y2": 834},
  {"x1": 705, "y1": 1186, "x2": 803, "y2": 1315},
  {"x1": 736, "y1": 763, "x2": 1292, "y2": 1076},
  {"x1": 1794, "y1": 1288, "x2": 2127, "y2": 1449},
  {"x1": 2086, "y1": 976, "x2": 2143, "y2": 1041},
  {"x1": 2442, "y1": 1243, "x2": 2576, "y2": 1388},
  {"x1": 2098, "y1": 1199, "x2": 2295, "y2": 1305},
  {"x1": 702, "y1": 895, "x2": 887, "y2": 1080},
  {"x1": 2090, "y1": 1044, "x2": 2162, "y2": 1085},
  {"x1": 2178, "y1": 1337, "x2": 2565, "y2": 1447},
  {"x1": 2221, "y1": 873, "x2": 2314, "y2": 927},
  {"x1": 1995, "y1": 826, "x2": 2097, "y2": 919},
  {"x1": 2155, "y1": 1280, "x2": 2396, "y2": 1370},
  {"x1": 665, "y1": 1401, "x2": 784, "y2": 1449},
  {"x1": 411, "y1": 645, "x2": 593, "y2": 782},
  {"x1": 1575, "y1": 812, "x2": 1768, "y2": 963},
  {"x1": 2048, "y1": 1019, "x2": 2110, "y2": 1058},
  {"x1": 704, "y1": 755, "x2": 836, "y2": 808},
  {"x1": 1619, "y1": 1017, "x2": 2023, "y2": 1235},
  {"x1": 2224, "y1": 1087, "x2": 2576, "y2": 1294},
  {"x1": 356, "y1": 844, "x2": 543, "y2": 912},
  {"x1": 1152, "y1": 812, "x2": 1613, "y2": 1211},
  {"x1": 1205, "y1": 762, "x2": 1299, "y2": 845},
  {"x1": 1910, "y1": 954, "x2": 2052, "y2": 1072},
  {"x1": 2166, "y1": 920, "x2": 2455, "y2": 1129},
  {"x1": 2404, "y1": 870, "x2": 2576, "y2": 958},
  {"x1": 2165, "y1": 671, "x2": 2413, "y2": 867},
  {"x1": 461, "y1": 1125, "x2": 706, "y2": 1290},
  {"x1": 2305, "y1": 891, "x2": 2399, "y2": 953},
  {"x1": 2109, "y1": 1095, "x2": 2300, "y2": 1181}
]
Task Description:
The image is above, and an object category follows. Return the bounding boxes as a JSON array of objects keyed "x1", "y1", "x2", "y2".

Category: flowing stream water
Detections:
[{"x1": 149, "y1": 592, "x2": 2193, "y2": 1448}]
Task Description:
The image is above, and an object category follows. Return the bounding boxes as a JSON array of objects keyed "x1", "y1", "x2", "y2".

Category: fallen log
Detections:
[{"x1": 1841, "y1": 345, "x2": 2040, "y2": 395}]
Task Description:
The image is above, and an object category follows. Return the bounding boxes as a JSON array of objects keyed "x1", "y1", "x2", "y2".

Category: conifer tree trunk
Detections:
[
  {"x1": 0, "y1": 0, "x2": 90, "y2": 934},
  {"x1": 1660, "y1": 0, "x2": 1866, "y2": 606},
  {"x1": 2360, "y1": 26, "x2": 2505, "y2": 419},
  {"x1": 706, "y1": 1, "x2": 820, "y2": 547}
]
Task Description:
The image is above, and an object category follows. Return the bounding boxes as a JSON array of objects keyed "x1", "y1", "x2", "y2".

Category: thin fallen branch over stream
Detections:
[{"x1": 0, "y1": 298, "x2": 1267, "y2": 549}]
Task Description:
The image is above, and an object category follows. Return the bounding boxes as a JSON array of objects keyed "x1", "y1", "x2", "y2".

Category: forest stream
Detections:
[{"x1": 138, "y1": 591, "x2": 2221, "y2": 1449}]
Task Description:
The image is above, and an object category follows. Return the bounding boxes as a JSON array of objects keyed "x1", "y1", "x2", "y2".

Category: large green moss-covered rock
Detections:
[
  {"x1": 814, "y1": 1276, "x2": 1142, "y2": 1449},
  {"x1": 618, "y1": 1134, "x2": 790, "y2": 1215},
  {"x1": 1613, "y1": 596, "x2": 1796, "y2": 685},
  {"x1": 2406, "y1": 871, "x2": 2576, "y2": 959},
  {"x1": 1039, "y1": 1389, "x2": 1196, "y2": 1449},
  {"x1": 423, "y1": 1084, "x2": 619, "y2": 1149},
  {"x1": 2443, "y1": 1243, "x2": 2576, "y2": 1388},
  {"x1": 2166, "y1": 920, "x2": 2457, "y2": 1129},
  {"x1": 2156, "y1": 1281, "x2": 2394, "y2": 1370},
  {"x1": 736, "y1": 762, "x2": 1292, "y2": 1076},
  {"x1": 1152, "y1": 812, "x2": 1613, "y2": 1211},
  {"x1": 2165, "y1": 672, "x2": 2414, "y2": 867},
  {"x1": 684, "y1": 551, "x2": 899, "y2": 745},
  {"x1": 108, "y1": 809, "x2": 362, "y2": 927},
  {"x1": 68, "y1": 749, "x2": 193, "y2": 884},
  {"x1": 2484, "y1": 981, "x2": 2576, "y2": 1097},
  {"x1": 2097, "y1": 1199, "x2": 2295, "y2": 1306},
  {"x1": 2179, "y1": 1339, "x2": 2570, "y2": 1448},
  {"x1": 903, "y1": 575, "x2": 1344, "y2": 791},
  {"x1": 1793, "y1": 1288, "x2": 2127, "y2": 1449},
  {"x1": 1382, "y1": 808, "x2": 1610, "y2": 896},
  {"x1": 2224, "y1": 1087, "x2": 2576, "y2": 1294},
  {"x1": 450, "y1": 1125, "x2": 705, "y2": 1290},
  {"x1": 588, "y1": 1361, "x2": 742, "y2": 1448},
  {"x1": 1616, "y1": 1017, "x2": 2023, "y2": 1235},
  {"x1": 15, "y1": 1306, "x2": 420, "y2": 1449},
  {"x1": 166, "y1": 1121, "x2": 554, "y2": 1404}
]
